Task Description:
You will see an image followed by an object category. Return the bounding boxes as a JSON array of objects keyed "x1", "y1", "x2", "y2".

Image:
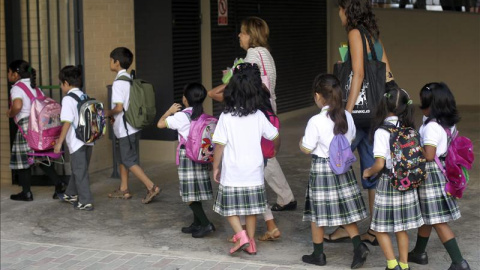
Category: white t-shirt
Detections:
[
  {"x1": 212, "y1": 110, "x2": 279, "y2": 187},
  {"x1": 419, "y1": 116, "x2": 455, "y2": 156},
  {"x1": 111, "y1": 70, "x2": 140, "y2": 138},
  {"x1": 373, "y1": 116, "x2": 400, "y2": 169},
  {"x1": 301, "y1": 107, "x2": 356, "y2": 158},
  {"x1": 244, "y1": 47, "x2": 277, "y2": 111},
  {"x1": 60, "y1": 88, "x2": 93, "y2": 154},
  {"x1": 165, "y1": 107, "x2": 192, "y2": 142},
  {"x1": 10, "y1": 79, "x2": 42, "y2": 123}
]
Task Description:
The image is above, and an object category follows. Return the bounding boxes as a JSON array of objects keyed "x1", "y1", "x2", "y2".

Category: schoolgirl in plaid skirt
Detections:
[
  {"x1": 408, "y1": 83, "x2": 471, "y2": 270},
  {"x1": 300, "y1": 74, "x2": 369, "y2": 268},
  {"x1": 212, "y1": 63, "x2": 280, "y2": 255},
  {"x1": 157, "y1": 83, "x2": 215, "y2": 238},
  {"x1": 7, "y1": 60, "x2": 64, "y2": 202},
  {"x1": 363, "y1": 87, "x2": 423, "y2": 270}
]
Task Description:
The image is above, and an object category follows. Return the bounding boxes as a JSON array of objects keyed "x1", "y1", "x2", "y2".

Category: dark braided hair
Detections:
[
  {"x1": 338, "y1": 0, "x2": 380, "y2": 40},
  {"x1": 9, "y1": 60, "x2": 37, "y2": 88}
]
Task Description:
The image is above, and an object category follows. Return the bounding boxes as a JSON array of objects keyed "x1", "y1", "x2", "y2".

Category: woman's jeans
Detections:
[{"x1": 351, "y1": 125, "x2": 377, "y2": 189}]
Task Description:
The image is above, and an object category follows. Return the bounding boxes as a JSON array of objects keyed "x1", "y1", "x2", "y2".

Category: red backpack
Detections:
[{"x1": 434, "y1": 127, "x2": 474, "y2": 198}]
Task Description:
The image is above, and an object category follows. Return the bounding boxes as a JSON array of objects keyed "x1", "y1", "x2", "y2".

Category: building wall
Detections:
[
  {"x1": 328, "y1": 6, "x2": 480, "y2": 105},
  {"x1": 0, "y1": 0, "x2": 10, "y2": 184}
]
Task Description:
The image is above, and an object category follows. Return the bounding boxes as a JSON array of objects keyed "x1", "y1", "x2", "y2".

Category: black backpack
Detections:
[{"x1": 380, "y1": 122, "x2": 427, "y2": 191}]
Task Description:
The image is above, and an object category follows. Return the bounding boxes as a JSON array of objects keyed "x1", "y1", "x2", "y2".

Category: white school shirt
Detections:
[
  {"x1": 60, "y1": 88, "x2": 93, "y2": 154},
  {"x1": 111, "y1": 69, "x2": 140, "y2": 138},
  {"x1": 244, "y1": 47, "x2": 277, "y2": 110},
  {"x1": 165, "y1": 107, "x2": 192, "y2": 142},
  {"x1": 419, "y1": 116, "x2": 455, "y2": 156},
  {"x1": 212, "y1": 110, "x2": 279, "y2": 187},
  {"x1": 373, "y1": 116, "x2": 399, "y2": 169},
  {"x1": 301, "y1": 106, "x2": 356, "y2": 158},
  {"x1": 10, "y1": 78, "x2": 41, "y2": 123}
]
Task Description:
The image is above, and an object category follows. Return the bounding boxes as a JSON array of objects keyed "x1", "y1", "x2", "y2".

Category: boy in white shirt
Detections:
[
  {"x1": 54, "y1": 66, "x2": 94, "y2": 211},
  {"x1": 105, "y1": 47, "x2": 160, "y2": 203}
]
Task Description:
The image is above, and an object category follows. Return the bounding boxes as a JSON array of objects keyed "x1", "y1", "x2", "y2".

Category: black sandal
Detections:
[
  {"x1": 324, "y1": 226, "x2": 350, "y2": 243},
  {"x1": 362, "y1": 230, "x2": 379, "y2": 246}
]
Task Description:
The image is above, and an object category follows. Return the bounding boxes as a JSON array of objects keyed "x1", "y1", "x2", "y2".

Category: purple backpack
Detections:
[
  {"x1": 329, "y1": 134, "x2": 356, "y2": 175},
  {"x1": 177, "y1": 111, "x2": 218, "y2": 164},
  {"x1": 434, "y1": 127, "x2": 474, "y2": 199}
]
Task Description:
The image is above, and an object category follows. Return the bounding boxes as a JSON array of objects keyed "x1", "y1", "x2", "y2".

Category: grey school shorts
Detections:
[{"x1": 116, "y1": 132, "x2": 140, "y2": 169}]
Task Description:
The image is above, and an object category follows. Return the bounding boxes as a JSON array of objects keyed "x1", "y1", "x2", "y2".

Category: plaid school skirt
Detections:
[
  {"x1": 213, "y1": 184, "x2": 267, "y2": 216},
  {"x1": 10, "y1": 118, "x2": 34, "y2": 170},
  {"x1": 303, "y1": 156, "x2": 368, "y2": 227},
  {"x1": 418, "y1": 161, "x2": 461, "y2": 225},
  {"x1": 178, "y1": 148, "x2": 213, "y2": 202},
  {"x1": 371, "y1": 174, "x2": 424, "y2": 233}
]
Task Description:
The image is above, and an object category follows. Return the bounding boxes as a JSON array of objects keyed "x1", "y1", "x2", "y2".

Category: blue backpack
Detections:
[{"x1": 329, "y1": 134, "x2": 356, "y2": 175}]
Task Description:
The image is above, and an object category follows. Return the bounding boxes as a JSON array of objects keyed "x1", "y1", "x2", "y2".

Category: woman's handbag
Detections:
[{"x1": 333, "y1": 26, "x2": 386, "y2": 128}]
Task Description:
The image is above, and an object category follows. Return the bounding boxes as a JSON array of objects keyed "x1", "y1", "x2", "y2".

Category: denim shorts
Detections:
[{"x1": 351, "y1": 125, "x2": 376, "y2": 189}]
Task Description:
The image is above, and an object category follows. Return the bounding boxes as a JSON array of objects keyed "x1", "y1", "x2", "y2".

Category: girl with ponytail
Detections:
[
  {"x1": 299, "y1": 74, "x2": 369, "y2": 268},
  {"x1": 6, "y1": 60, "x2": 65, "y2": 201},
  {"x1": 157, "y1": 83, "x2": 215, "y2": 238}
]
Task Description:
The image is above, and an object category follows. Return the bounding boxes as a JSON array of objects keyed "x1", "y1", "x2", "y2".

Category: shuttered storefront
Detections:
[{"x1": 211, "y1": 0, "x2": 326, "y2": 115}]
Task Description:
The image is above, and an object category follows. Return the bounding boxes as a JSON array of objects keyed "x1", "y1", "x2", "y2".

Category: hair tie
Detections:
[
  {"x1": 407, "y1": 100, "x2": 413, "y2": 105},
  {"x1": 384, "y1": 93, "x2": 391, "y2": 98},
  {"x1": 425, "y1": 86, "x2": 431, "y2": 91},
  {"x1": 27, "y1": 66, "x2": 32, "y2": 73}
]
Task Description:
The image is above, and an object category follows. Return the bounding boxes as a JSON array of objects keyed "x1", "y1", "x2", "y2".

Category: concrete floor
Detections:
[{"x1": 1, "y1": 105, "x2": 479, "y2": 270}]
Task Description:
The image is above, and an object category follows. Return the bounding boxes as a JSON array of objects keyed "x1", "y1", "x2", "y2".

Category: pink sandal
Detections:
[
  {"x1": 244, "y1": 237, "x2": 257, "y2": 255},
  {"x1": 229, "y1": 230, "x2": 250, "y2": 254}
]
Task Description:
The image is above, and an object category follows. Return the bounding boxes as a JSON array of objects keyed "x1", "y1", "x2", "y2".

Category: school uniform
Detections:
[
  {"x1": 370, "y1": 116, "x2": 424, "y2": 233},
  {"x1": 166, "y1": 108, "x2": 213, "y2": 202},
  {"x1": 212, "y1": 110, "x2": 278, "y2": 216},
  {"x1": 111, "y1": 69, "x2": 140, "y2": 169},
  {"x1": 418, "y1": 117, "x2": 461, "y2": 224},
  {"x1": 61, "y1": 88, "x2": 94, "y2": 205},
  {"x1": 301, "y1": 107, "x2": 367, "y2": 227},
  {"x1": 9, "y1": 79, "x2": 39, "y2": 170}
]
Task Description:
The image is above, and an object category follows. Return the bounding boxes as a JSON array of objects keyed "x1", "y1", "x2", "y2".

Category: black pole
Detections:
[
  {"x1": 36, "y1": 0, "x2": 42, "y2": 86},
  {"x1": 73, "y1": 0, "x2": 85, "y2": 90}
]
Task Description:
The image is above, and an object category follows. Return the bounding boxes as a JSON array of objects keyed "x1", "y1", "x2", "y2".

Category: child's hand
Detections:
[
  {"x1": 168, "y1": 103, "x2": 182, "y2": 114},
  {"x1": 54, "y1": 141, "x2": 62, "y2": 154},
  {"x1": 213, "y1": 167, "x2": 221, "y2": 183},
  {"x1": 363, "y1": 168, "x2": 372, "y2": 179}
]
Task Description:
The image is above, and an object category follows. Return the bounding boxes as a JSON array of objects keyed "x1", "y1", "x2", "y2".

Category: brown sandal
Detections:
[
  {"x1": 324, "y1": 226, "x2": 349, "y2": 243},
  {"x1": 108, "y1": 188, "x2": 132, "y2": 199},
  {"x1": 258, "y1": 228, "x2": 281, "y2": 241},
  {"x1": 141, "y1": 185, "x2": 160, "y2": 204}
]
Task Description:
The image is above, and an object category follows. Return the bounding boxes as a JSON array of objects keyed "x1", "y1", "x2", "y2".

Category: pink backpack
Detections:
[
  {"x1": 16, "y1": 82, "x2": 62, "y2": 151},
  {"x1": 434, "y1": 127, "x2": 474, "y2": 198},
  {"x1": 177, "y1": 111, "x2": 218, "y2": 164},
  {"x1": 261, "y1": 111, "x2": 279, "y2": 159}
]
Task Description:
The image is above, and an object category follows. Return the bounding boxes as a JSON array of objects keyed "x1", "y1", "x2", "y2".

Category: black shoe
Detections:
[
  {"x1": 53, "y1": 184, "x2": 67, "y2": 199},
  {"x1": 385, "y1": 266, "x2": 402, "y2": 270},
  {"x1": 10, "y1": 191, "x2": 33, "y2": 201},
  {"x1": 192, "y1": 223, "x2": 215, "y2": 238},
  {"x1": 302, "y1": 253, "x2": 326, "y2": 266},
  {"x1": 271, "y1": 200, "x2": 297, "y2": 211},
  {"x1": 181, "y1": 223, "x2": 201, "y2": 234},
  {"x1": 408, "y1": 250, "x2": 428, "y2": 265},
  {"x1": 448, "y1": 260, "x2": 471, "y2": 270},
  {"x1": 351, "y1": 243, "x2": 369, "y2": 269}
]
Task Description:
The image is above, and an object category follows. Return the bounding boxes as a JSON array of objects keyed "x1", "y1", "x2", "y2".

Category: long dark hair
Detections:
[
  {"x1": 313, "y1": 74, "x2": 348, "y2": 135},
  {"x1": 338, "y1": 0, "x2": 380, "y2": 40},
  {"x1": 371, "y1": 86, "x2": 415, "y2": 140},
  {"x1": 9, "y1": 60, "x2": 37, "y2": 88},
  {"x1": 223, "y1": 63, "x2": 263, "y2": 117},
  {"x1": 420, "y1": 82, "x2": 460, "y2": 128},
  {"x1": 183, "y1": 83, "x2": 207, "y2": 121},
  {"x1": 258, "y1": 84, "x2": 273, "y2": 115}
]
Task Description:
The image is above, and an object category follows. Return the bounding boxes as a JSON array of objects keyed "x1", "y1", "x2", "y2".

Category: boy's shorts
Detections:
[{"x1": 116, "y1": 132, "x2": 140, "y2": 169}]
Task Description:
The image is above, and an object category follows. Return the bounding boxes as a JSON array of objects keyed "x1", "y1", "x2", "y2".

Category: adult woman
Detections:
[
  {"x1": 209, "y1": 16, "x2": 296, "y2": 241},
  {"x1": 325, "y1": 0, "x2": 396, "y2": 246}
]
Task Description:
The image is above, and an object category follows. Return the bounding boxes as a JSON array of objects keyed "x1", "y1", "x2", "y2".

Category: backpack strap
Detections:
[
  {"x1": 434, "y1": 125, "x2": 456, "y2": 178},
  {"x1": 115, "y1": 74, "x2": 134, "y2": 149},
  {"x1": 16, "y1": 82, "x2": 44, "y2": 102},
  {"x1": 175, "y1": 110, "x2": 192, "y2": 166}
]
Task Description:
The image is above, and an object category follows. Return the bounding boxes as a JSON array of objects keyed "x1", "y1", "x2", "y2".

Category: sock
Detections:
[
  {"x1": 387, "y1": 259, "x2": 398, "y2": 269},
  {"x1": 189, "y1": 203, "x2": 201, "y2": 226},
  {"x1": 17, "y1": 169, "x2": 32, "y2": 193},
  {"x1": 189, "y1": 201, "x2": 210, "y2": 226},
  {"x1": 413, "y1": 235, "x2": 429, "y2": 253},
  {"x1": 399, "y1": 261, "x2": 409, "y2": 269},
  {"x1": 351, "y1": 235, "x2": 362, "y2": 250},
  {"x1": 313, "y1": 242, "x2": 323, "y2": 257},
  {"x1": 443, "y1": 238, "x2": 464, "y2": 264}
]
